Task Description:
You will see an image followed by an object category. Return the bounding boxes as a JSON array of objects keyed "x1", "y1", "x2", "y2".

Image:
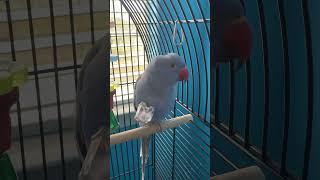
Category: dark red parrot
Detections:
[{"x1": 213, "y1": 0, "x2": 253, "y2": 70}]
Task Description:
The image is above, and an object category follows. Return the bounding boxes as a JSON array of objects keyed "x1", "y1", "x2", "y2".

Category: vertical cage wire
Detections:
[
  {"x1": 301, "y1": 0, "x2": 314, "y2": 179},
  {"x1": 67, "y1": 0, "x2": 79, "y2": 88},
  {"x1": 47, "y1": 0, "x2": 66, "y2": 179},
  {"x1": 25, "y1": 0, "x2": 48, "y2": 179}
]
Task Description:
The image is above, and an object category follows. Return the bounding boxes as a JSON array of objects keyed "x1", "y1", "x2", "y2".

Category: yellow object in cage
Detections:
[
  {"x1": 0, "y1": 61, "x2": 28, "y2": 95},
  {"x1": 110, "y1": 82, "x2": 118, "y2": 93}
]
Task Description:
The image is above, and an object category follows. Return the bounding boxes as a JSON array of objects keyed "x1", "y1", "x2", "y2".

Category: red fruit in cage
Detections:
[{"x1": 0, "y1": 88, "x2": 19, "y2": 153}]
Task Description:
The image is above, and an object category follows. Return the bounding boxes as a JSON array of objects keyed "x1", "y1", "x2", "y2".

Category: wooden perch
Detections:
[
  {"x1": 211, "y1": 166, "x2": 265, "y2": 180},
  {"x1": 110, "y1": 114, "x2": 193, "y2": 145}
]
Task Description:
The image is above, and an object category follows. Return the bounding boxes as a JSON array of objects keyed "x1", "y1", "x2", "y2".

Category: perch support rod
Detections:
[
  {"x1": 210, "y1": 166, "x2": 265, "y2": 180},
  {"x1": 110, "y1": 114, "x2": 193, "y2": 145}
]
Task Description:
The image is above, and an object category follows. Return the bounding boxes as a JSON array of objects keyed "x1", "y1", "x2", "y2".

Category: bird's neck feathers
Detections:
[{"x1": 143, "y1": 72, "x2": 176, "y2": 93}]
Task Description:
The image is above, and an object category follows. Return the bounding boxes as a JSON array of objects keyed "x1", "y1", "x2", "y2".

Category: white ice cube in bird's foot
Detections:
[{"x1": 134, "y1": 102, "x2": 154, "y2": 124}]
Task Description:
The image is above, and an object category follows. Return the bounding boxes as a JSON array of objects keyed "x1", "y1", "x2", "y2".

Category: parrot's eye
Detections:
[{"x1": 170, "y1": 64, "x2": 176, "y2": 68}]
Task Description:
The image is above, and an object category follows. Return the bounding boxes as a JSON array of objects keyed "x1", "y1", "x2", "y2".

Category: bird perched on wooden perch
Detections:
[
  {"x1": 134, "y1": 53, "x2": 189, "y2": 180},
  {"x1": 213, "y1": 0, "x2": 253, "y2": 70}
]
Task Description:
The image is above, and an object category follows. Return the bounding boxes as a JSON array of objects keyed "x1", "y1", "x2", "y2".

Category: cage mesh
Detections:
[{"x1": 110, "y1": 0, "x2": 210, "y2": 179}]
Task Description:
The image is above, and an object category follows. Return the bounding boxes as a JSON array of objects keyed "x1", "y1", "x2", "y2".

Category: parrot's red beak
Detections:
[
  {"x1": 178, "y1": 67, "x2": 188, "y2": 81},
  {"x1": 221, "y1": 16, "x2": 253, "y2": 61}
]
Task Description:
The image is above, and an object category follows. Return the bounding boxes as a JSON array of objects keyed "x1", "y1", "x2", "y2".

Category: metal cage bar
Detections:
[
  {"x1": 25, "y1": 0, "x2": 48, "y2": 179},
  {"x1": 47, "y1": 0, "x2": 66, "y2": 179}
]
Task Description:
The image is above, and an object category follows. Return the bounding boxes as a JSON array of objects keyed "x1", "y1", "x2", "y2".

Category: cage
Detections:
[
  {"x1": 0, "y1": 0, "x2": 319, "y2": 180},
  {"x1": 109, "y1": 0, "x2": 210, "y2": 179}
]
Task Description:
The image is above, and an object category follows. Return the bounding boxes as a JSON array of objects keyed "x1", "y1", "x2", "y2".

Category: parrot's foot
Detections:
[{"x1": 149, "y1": 121, "x2": 162, "y2": 132}]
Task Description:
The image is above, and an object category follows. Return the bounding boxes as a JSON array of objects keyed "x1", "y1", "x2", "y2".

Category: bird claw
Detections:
[{"x1": 149, "y1": 121, "x2": 162, "y2": 132}]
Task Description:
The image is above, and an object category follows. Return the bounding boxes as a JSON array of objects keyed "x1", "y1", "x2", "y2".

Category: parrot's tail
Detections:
[{"x1": 140, "y1": 136, "x2": 151, "y2": 180}]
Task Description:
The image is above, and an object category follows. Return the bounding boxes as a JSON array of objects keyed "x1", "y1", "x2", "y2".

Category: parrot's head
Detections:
[
  {"x1": 149, "y1": 53, "x2": 188, "y2": 86},
  {"x1": 214, "y1": 0, "x2": 253, "y2": 68}
]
